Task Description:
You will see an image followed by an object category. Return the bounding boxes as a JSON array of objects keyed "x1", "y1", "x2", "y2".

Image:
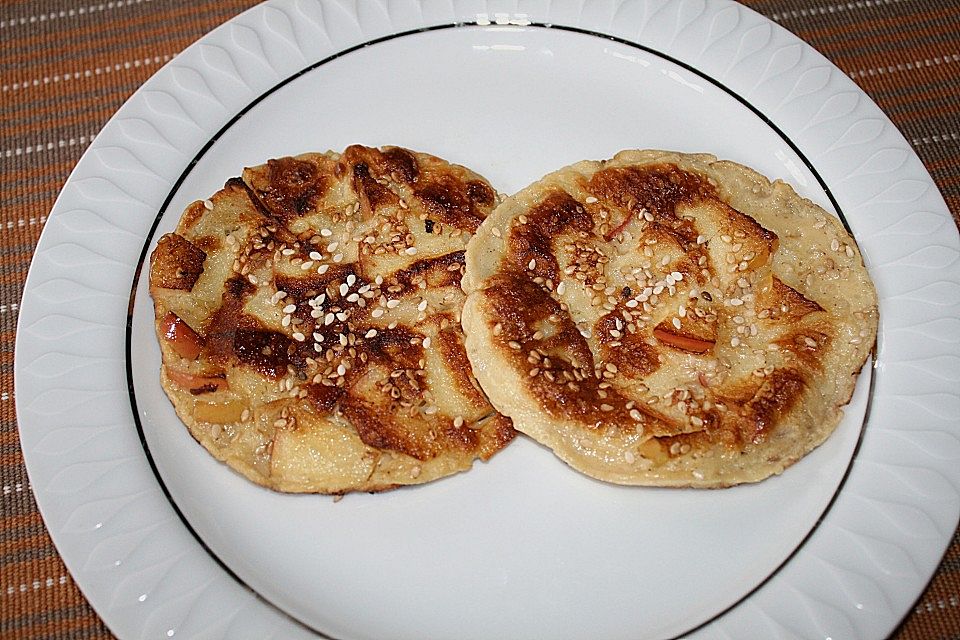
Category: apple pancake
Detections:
[
  {"x1": 149, "y1": 145, "x2": 515, "y2": 494},
  {"x1": 462, "y1": 150, "x2": 877, "y2": 487}
]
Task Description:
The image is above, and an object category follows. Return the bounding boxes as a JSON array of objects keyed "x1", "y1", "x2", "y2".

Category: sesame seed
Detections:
[
  {"x1": 339, "y1": 283, "x2": 349, "y2": 296},
  {"x1": 672, "y1": 317, "x2": 681, "y2": 329},
  {"x1": 624, "y1": 450, "x2": 635, "y2": 464},
  {"x1": 281, "y1": 314, "x2": 292, "y2": 327},
  {"x1": 422, "y1": 337, "x2": 432, "y2": 348},
  {"x1": 347, "y1": 293, "x2": 360, "y2": 302},
  {"x1": 453, "y1": 416, "x2": 464, "y2": 428},
  {"x1": 845, "y1": 245, "x2": 855, "y2": 258},
  {"x1": 629, "y1": 409, "x2": 642, "y2": 421},
  {"x1": 730, "y1": 337, "x2": 741, "y2": 347},
  {"x1": 281, "y1": 248, "x2": 295, "y2": 256},
  {"x1": 313, "y1": 332, "x2": 324, "y2": 342},
  {"x1": 300, "y1": 261, "x2": 314, "y2": 270},
  {"x1": 386, "y1": 299, "x2": 400, "y2": 309},
  {"x1": 418, "y1": 299, "x2": 428, "y2": 312},
  {"x1": 292, "y1": 332, "x2": 305, "y2": 342},
  {"x1": 333, "y1": 253, "x2": 343, "y2": 263},
  {"x1": 320, "y1": 228, "x2": 333, "y2": 237},
  {"x1": 203, "y1": 199, "x2": 214, "y2": 210},
  {"x1": 830, "y1": 238, "x2": 840, "y2": 252},
  {"x1": 728, "y1": 298, "x2": 744, "y2": 306},
  {"x1": 491, "y1": 227, "x2": 502, "y2": 238},
  {"x1": 309, "y1": 251, "x2": 323, "y2": 261},
  {"x1": 528, "y1": 367, "x2": 540, "y2": 377},
  {"x1": 324, "y1": 313, "x2": 335, "y2": 326},
  {"x1": 317, "y1": 264, "x2": 330, "y2": 274},
  {"x1": 247, "y1": 274, "x2": 259, "y2": 285},
  {"x1": 585, "y1": 196, "x2": 598, "y2": 204},
  {"x1": 696, "y1": 235, "x2": 707, "y2": 245},
  {"x1": 372, "y1": 308, "x2": 385, "y2": 318},
  {"x1": 528, "y1": 258, "x2": 537, "y2": 270},
  {"x1": 690, "y1": 416, "x2": 704, "y2": 427},
  {"x1": 508, "y1": 341, "x2": 522, "y2": 350},
  {"x1": 671, "y1": 271, "x2": 683, "y2": 281},
  {"x1": 600, "y1": 403, "x2": 614, "y2": 412},
  {"x1": 337, "y1": 364, "x2": 347, "y2": 376}
]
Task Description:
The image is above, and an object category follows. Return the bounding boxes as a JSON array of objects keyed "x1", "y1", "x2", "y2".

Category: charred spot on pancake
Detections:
[
  {"x1": 232, "y1": 329, "x2": 293, "y2": 379},
  {"x1": 509, "y1": 191, "x2": 594, "y2": 282},
  {"x1": 414, "y1": 173, "x2": 487, "y2": 233},
  {"x1": 381, "y1": 146, "x2": 420, "y2": 183},
  {"x1": 247, "y1": 156, "x2": 330, "y2": 222},
  {"x1": 150, "y1": 233, "x2": 206, "y2": 290},
  {"x1": 466, "y1": 180, "x2": 496, "y2": 207},
  {"x1": 737, "y1": 368, "x2": 807, "y2": 445}
]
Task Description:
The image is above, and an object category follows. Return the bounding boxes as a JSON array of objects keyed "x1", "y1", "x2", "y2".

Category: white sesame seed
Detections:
[
  {"x1": 339, "y1": 283, "x2": 349, "y2": 296},
  {"x1": 728, "y1": 298, "x2": 744, "y2": 306},
  {"x1": 491, "y1": 227, "x2": 502, "y2": 238},
  {"x1": 339, "y1": 333, "x2": 348, "y2": 346},
  {"x1": 300, "y1": 261, "x2": 314, "y2": 270},
  {"x1": 624, "y1": 450, "x2": 635, "y2": 464},
  {"x1": 528, "y1": 258, "x2": 536, "y2": 270},
  {"x1": 696, "y1": 235, "x2": 707, "y2": 245},
  {"x1": 417, "y1": 299, "x2": 428, "y2": 312},
  {"x1": 365, "y1": 329, "x2": 378, "y2": 338},
  {"x1": 317, "y1": 264, "x2": 330, "y2": 274},
  {"x1": 309, "y1": 251, "x2": 323, "y2": 261},
  {"x1": 281, "y1": 314, "x2": 291, "y2": 327},
  {"x1": 585, "y1": 196, "x2": 598, "y2": 204},
  {"x1": 327, "y1": 242, "x2": 339, "y2": 252},
  {"x1": 320, "y1": 228, "x2": 333, "y2": 237},
  {"x1": 422, "y1": 336, "x2": 432, "y2": 348},
  {"x1": 386, "y1": 299, "x2": 400, "y2": 309},
  {"x1": 672, "y1": 317, "x2": 681, "y2": 330},
  {"x1": 292, "y1": 332, "x2": 305, "y2": 342},
  {"x1": 845, "y1": 245, "x2": 855, "y2": 258},
  {"x1": 313, "y1": 332, "x2": 323, "y2": 342},
  {"x1": 247, "y1": 274, "x2": 258, "y2": 285},
  {"x1": 372, "y1": 308, "x2": 385, "y2": 318},
  {"x1": 281, "y1": 248, "x2": 295, "y2": 256},
  {"x1": 282, "y1": 304, "x2": 297, "y2": 314},
  {"x1": 333, "y1": 254, "x2": 343, "y2": 263},
  {"x1": 405, "y1": 247, "x2": 418, "y2": 256},
  {"x1": 731, "y1": 337, "x2": 741, "y2": 347},
  {"x1": 671, "y1": 271, "x2": 683, "y2": 281},
  {"x1": 337, "y1": 364, "x2": 347, "y2": 376},
  {"x1": 324, "y1": 313, "x2": 335, "y2": 326},
  {"x1": 336, "y1": 312, "x2": 347, "y2": 321}
]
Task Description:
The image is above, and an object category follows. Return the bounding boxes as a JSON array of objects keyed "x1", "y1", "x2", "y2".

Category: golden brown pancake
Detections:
[
  {"x1": 149, "y1": 145, "x2": 515, "y2": 494},
  {"x1": 462, "y1": 150, "x2": 877, "y2": 487}
]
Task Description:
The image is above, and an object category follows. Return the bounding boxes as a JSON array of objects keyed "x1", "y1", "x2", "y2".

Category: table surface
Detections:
[{"x1": 2, "y1": 0, "x2": 958, "y2": 638}]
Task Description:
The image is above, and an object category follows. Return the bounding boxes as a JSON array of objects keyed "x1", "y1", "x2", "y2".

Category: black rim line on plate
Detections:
[{"x1": 122, "y1": 20, "x2": 876, "y2": 640}]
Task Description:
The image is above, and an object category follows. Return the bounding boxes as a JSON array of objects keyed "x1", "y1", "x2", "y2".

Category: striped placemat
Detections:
[{"x1": 2, "y1": 1, "x2": 958, "y2": 637}]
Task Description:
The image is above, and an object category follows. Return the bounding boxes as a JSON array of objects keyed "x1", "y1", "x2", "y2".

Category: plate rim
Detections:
[{"x1": 15, "y1": 1, "x2": 960, "y2": 639}]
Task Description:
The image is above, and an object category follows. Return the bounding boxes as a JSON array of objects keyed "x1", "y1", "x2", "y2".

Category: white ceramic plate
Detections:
[{"x1": 16, "y1": 1, "x2": 960, "y2": 639}]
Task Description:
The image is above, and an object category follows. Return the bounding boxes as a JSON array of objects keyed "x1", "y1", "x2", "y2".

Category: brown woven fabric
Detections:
[{"x1": 2, "y1": 1, "x2": 957, "y2": 638}]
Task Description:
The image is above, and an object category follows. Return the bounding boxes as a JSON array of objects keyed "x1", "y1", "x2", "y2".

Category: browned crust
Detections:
[{"x1": 150, "y1": 233, "x2": 206, "y2": 290}]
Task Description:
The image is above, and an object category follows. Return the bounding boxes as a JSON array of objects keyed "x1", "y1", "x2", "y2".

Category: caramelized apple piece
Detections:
[
  {"x1": 194, "y1": 399, "x2": 247, "y2": 424},
  {"x1": 161, "y1": 312, "x2": 203, "y2": 360},
  {"x1": 165, "y1": 368, "x2": 228, "y2": 394},
  {"x1": 652, "y1": 327, "x2": 715, "y2": 354}
]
